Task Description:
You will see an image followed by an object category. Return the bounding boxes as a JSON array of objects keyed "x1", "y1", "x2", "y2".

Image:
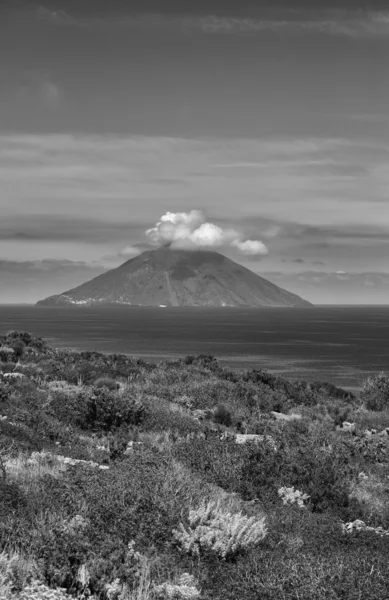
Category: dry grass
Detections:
[
  {"x1": 138, "y1": 431, "x2": 174, "y2": 451},
  {"x1": 4, "y1": 452, "x2": 67, "y2": 491},
  {"x1": 0, "y1": 550, "x2": 40, "y2": 598},
  {"x1": 351, "y1": 408, "x2": 389, "y2": 431},
  {"x1": 104, "y1": 561, "x2": 153, "y2": 600},
  {"x1": 349, "y1": 471, "x2": 389, "y2": 524}
]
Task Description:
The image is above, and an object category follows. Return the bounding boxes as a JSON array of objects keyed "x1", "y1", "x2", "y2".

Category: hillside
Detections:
[
  {"x1": 1, "y1": 331, "x2": 389, "y2": 599},
  {"x1": 36, "y1": 247, "x2": 313, "y2": 307}
]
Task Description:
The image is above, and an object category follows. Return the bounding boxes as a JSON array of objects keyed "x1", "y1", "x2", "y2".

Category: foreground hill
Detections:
[
  {"x1": 2, "y1": 331, "x2": 389, "y2": 599},
  {"x1": 36, "y1": 247, "x2": 313, "y2": 307}
]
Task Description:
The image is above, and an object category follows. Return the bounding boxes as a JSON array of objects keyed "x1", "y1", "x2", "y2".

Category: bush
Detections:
[
  {"x1": 47, "y1": 384, "x2": 146, "y2": 432},
  {"x1": 361, "y1": 372, "x2": 389, "y2": 411},
  {"x1": 0, "y1": 347, "x2": 15, "y2": 363},
  {"x1": 46, "y1": 383, "x2": 95, "y2": 429},
  {"x1": 93, "y1": 377, "x2": 120, "y2": 391},
  {"x1": 10, "y1": 340, "x2": 25, "y2": 360},
  {"x1": 212, "y1": 404, "x2": 233, "y2": 427},
  {"x1": 0, "y1": 361, "x2": 16, "y2": 374},
  {"x1": 141, "y1": 403, "x2": 201, "y2": 438},
  {"x1": 0, "y1": 384, "x2": 9, "y2": 403},
  {"x1": 154, "y1": 572, "x2": 201, "y2": 599},
  {"x1": 0, "y1": 481, "x2": 28, "y2": 518},
  {"x1": 174, "y1": 437, "x2": 243, "y2": 495},
  {"x1": 173, "y1": 500, "x2": 267, "y2": 560},
  {"x1": 88, "y1": 388, "x2": 146, "y2": 432}
]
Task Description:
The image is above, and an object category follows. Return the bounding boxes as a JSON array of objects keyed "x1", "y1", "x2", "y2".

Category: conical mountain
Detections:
[{"x1": 36, "y1": 247, "x2": 313, "y2": 307}]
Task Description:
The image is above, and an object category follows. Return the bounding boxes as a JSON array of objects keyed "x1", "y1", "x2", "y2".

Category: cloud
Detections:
[
  {"x1": 16, "y1": 71, "x2": 61, "y2": 109},
  {"x1": 118, "y1": 246, "x2": 143, "y2": 258},
  {"x1": 188, "y1": 12, "x2": 389, "y2": 38},
  {"x1": 1, "y1": 132, "x2": 388, "y2": 270},
  {"x1": 34, "y1": 6, "x2": 73, "y2": 24},
  {"x1": 231, "y1": 239, "x2": 269, "y2": 256},
  {"x1": 15, "y1": 6, "x2": 389, "y2": 38},
  {"x1": 145, "y1": 210, "x2": 268, "y2": 256},
  {"x1": 0, "y1": 215, "x2": 139, "y2": 244}
]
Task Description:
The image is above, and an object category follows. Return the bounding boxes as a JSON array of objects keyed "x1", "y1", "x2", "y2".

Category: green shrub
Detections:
[
  {"x1": 361, "y1": 372, "x2": 389, "y2": 411},
  {"x1": 0, "y1": 347, "x2": 15, "y2": 363},
  {"x1": 0, "y1": 384, "x2": 9, "y2": 403},
  {"x1": 0, "y1": 481, "x2": 28, "y2": 519},
  {"x1": 174, "y1": 437, "x2": 243, "y2": 495},
  {"x1": 88, "y1": 388, "x2": 146, "y2": 432},
  {"x1": 46, "y1": 384, "x2": 146, "y2": 432},
  {"x1": 212, "y1": 404, "x2": 233, "y2": 427},
  {"x1": 46, "y1": 383, "x2": 94, "y2": 429},
  {"x1": 10, "y1": 340, "x2": 25, "y2": 360},
  {"x1": 141, "y1": 403, "x2": 201, "y2": 438},
  {"x1": 93, "y1": 377, "x2": 120, "y2": 391},
  {"x1": 0, "y1": 361, "x2": 16, "y2": 374}
]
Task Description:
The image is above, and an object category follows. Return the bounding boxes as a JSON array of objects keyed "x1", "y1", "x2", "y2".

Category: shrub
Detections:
[
  {"x1": 46, "y1": 383, "x2": 94, "y2": 429},
  {"x1": 0, "y1": 347, "x2": 15, "y2": 363},
  {"x1": 17, "y1": 580, "x2": 70, "y2": 599},
  {"x1": 212, "y1": 404, "x2": 233, "y2": 427},
  {"x1": 0, "y1": 385, "x2": 9, "y2": 403},
  {"x1": 154, "y1": 572, "x2": 201, "y2": 599},
  {"x1": 328, "y1": 404, "x2": 351, "y2": 427},
  {"x1": 10, "y1": 340, "x2": 25, "y2": 360},
  {"x1": 0, "y1": 551, "x2": 40, "y2": 594},
  {"x1": 0, "y1": 480, "x2": 28, "y2": 518},
  {"x1": 0, "y1": 361, "x2": 16, "y2": 374},
  {"x1": 94, "y1": 377, "x2": 120, "y2": 391},
  {"x1": 174, "y1": 437, "x2": 243, "y2": 495},
  {"x1": 278, "y1": 486, "x2": 310, "y2": 508},
  {"x1": 47, "y1": 384, "x2": 146, "y2": 432},
  {"x1": 88, "y1": 388, "x2": 146, "y2": 431},
  {"x1": 60, "y1": 449, "x2": 180, "y2": 550},
  {"x1": 361, "y1": 372, "x2": 389, "y2": 411},
  {"x1": 173, "y1": 500, "x2": 267, "y2": 560},
  {"x1": 140, "y1": 400, "x2": 200, "y2": 438}
]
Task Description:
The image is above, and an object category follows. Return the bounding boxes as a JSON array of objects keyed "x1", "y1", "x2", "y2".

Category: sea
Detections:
[{"x1": 1, "y1": 305, "x2": 389, "y2": 394}]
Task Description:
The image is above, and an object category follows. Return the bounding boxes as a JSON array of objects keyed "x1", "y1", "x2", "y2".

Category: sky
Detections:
[{"x1": 0, "y1": 0, "x2": 388, "y2": 304}]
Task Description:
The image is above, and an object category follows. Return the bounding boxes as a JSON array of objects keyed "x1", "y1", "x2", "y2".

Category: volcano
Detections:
[{"x1": 36, "y1": 247, "x2": 313, "y2": 307}]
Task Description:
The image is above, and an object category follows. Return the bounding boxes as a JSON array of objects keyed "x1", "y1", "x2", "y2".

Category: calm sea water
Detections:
[{"x1": 1, "y1": 305, "x2": 389, "y2": 392}]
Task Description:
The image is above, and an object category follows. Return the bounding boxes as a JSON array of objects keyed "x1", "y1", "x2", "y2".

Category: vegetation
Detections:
[{"x1": 1, "y1": 330, "x2": 389, "y2": 599}]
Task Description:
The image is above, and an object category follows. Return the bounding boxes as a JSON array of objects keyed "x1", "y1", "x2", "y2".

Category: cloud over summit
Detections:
[{"x1": 145, "y1": 210, "x2": 269, "y2": 256}]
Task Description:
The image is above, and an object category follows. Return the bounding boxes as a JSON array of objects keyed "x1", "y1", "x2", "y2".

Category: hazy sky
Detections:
[{"x1": 0, "y1": 0, "x2": 388, "y2": 303}]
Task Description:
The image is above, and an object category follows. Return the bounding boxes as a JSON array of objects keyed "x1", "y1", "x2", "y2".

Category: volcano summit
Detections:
[{"x1": 36, "y1": 248, "x2": 313, "y2": 308}]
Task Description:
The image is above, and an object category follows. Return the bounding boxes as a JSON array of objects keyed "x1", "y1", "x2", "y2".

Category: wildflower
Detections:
[
  {"x1": 154, "y1": 572, "x2": 201, "y2": 599},
  {"x1": 278, "y1": 486, "x2": 310, "y2": 508}
]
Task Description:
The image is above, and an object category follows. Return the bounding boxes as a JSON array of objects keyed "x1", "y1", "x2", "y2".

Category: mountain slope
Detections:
[{"x1": 36, "y1": 248, "x2": 313, "y2": 307}]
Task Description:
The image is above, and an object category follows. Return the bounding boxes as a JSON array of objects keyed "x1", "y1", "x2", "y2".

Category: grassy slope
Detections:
[{"x1": 0, "y1": 331, "x2": 389, "y2": 599}]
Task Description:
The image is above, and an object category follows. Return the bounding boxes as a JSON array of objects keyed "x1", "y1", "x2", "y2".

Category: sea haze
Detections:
[{"x1": 1, "y1": 305, "x2": 389, "y2": 392}]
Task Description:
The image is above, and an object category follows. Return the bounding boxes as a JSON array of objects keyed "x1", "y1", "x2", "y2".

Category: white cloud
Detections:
[
  {"x1": 22, "y1": 8, "x2": 389, "y2": 39},
  {"x1": 118, "y1": 246, "x2": 142, "y2": 258},
  {"x1": 190, "y1": 223, "x2": 228, "y2": 247},
  {"x1": 231, "y1": 239, "x2": 269, "y2": 256},
  {"x1": 0, "y1": 132, "x2": 387, "y2": 266},
  {"x1": 145, "y1": 210, "x2": 268, "y2": 255}
]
